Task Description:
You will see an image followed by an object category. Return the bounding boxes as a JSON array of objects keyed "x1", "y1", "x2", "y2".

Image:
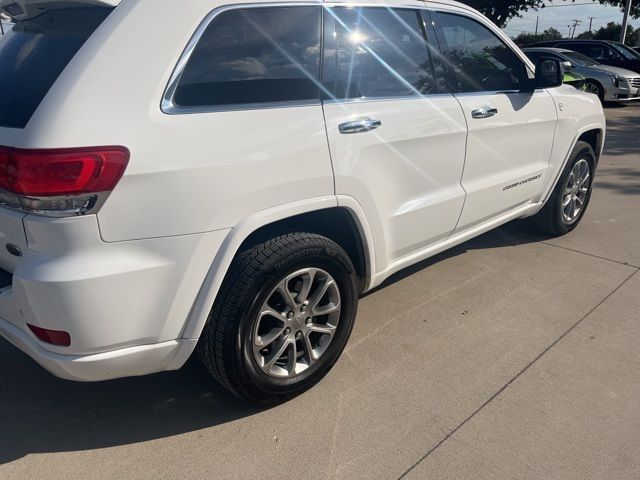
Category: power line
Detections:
[{"x1": 543, "y1": 2, "x2": 605, "y2": 7}]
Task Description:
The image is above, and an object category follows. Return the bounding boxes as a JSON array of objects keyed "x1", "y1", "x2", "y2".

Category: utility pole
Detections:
[
  {"x1": 620, "y1": 0, "x2": 632, "y2": 44},
  {"x1": 571, "y1": 19, "x2": 582, "y2": 39},
  {"x1": 588, "y1": 17, "x2": 595, "y2": 32},
  {"x1": 535, "y1": 16, "x2": 539, "y2": 36}
]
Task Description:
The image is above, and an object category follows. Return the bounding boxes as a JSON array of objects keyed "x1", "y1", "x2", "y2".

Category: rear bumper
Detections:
[
  {"x1": 0, "y1": 315, "x2": 197, "y2": 381},
  {"x1": 0, "y1": 214, "x2": 229, "y2": 381}
]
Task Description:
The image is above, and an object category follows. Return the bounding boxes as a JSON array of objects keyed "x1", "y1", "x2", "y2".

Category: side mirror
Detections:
[{"x1": 535, "y1": 57, "x2": 564, "y2": 89}]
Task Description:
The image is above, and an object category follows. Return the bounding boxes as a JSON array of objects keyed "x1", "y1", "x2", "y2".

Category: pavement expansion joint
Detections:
[{"x1": 397, "y1": 268, "x2": 639, "y2": 480}]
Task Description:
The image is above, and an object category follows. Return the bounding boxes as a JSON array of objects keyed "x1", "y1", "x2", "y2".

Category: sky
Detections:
[{"x1": 504, "y1": 1, "x2": 640, "y2": 38}]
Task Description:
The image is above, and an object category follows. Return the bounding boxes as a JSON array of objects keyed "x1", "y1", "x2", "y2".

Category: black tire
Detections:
[
  {"x1": 585, "y1": 79, "x2": 604, "y2": 103},
  {"x1": 531, "y1": 141, "x2": 596, "y2": 236},
  {"x1": 198, "y1": 233, "x2": 358, "y2": 404}
]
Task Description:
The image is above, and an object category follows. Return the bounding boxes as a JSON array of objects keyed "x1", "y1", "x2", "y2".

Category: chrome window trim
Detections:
[
  {"x1": 161, "y1": 1, "x2": 442, "y2": 115},
  {"x1": 162, "y1": 2, "x2": 324, "y2": 115},
  {"x1": 451, "y1": 89, "x2": 547, "y2": 97},
  {"x1": 322, "y1": 92, "x2": 455, "y2": 105},
  {"x1": 163, "y1": 99, "x2": 322, "y2": 115},
  {"x1": 429, "y1": 6, "x2": 536, "y2": 79}
]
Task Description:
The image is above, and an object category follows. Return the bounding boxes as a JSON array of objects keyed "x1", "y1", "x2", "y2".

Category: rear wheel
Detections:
[
  {"x1": 531, "y1": 141, "x2": 595, "y2": 236},
  {"x1": 198, "y1": 233, "x2": 358, "y2": 404}
]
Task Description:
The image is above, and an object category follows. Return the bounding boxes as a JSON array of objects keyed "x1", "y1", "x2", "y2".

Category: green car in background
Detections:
[{"x1": 563, "y1": 70, "x2": 587, "y2": 91}]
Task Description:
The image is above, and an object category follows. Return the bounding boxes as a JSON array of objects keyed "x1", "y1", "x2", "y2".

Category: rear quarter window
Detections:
[
  {"x1": 171, "y1": 6, "x2": 322, "y2": 109},
  {"x1": 0, "y1": 7, "x2": 113, "y2": 129}
]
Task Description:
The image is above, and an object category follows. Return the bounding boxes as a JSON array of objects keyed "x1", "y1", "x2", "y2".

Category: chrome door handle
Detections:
[
  {"x1": 338, "y1": 118, "x2": 382, "y2": 134},
  {"x1": 471, "y1": 107, "x2": 498, "y2": 119}
]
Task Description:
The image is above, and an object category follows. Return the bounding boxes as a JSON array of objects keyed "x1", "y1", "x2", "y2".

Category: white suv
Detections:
[{"x1": 0, "y1": 0, "x2": 605, "y2": 402}]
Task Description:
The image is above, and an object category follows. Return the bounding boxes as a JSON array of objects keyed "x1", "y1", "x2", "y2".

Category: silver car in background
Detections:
[{"x1": 523, "y1": 47, "x2": 640, "y2": 103}]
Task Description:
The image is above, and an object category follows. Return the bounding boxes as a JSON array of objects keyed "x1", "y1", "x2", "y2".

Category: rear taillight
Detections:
[
  {"x1": 27, "y1": 324, "x2": 71, "y2": 347},
  {"x1": 0, "y1": 146, "x2": 129, "y2": 217}
]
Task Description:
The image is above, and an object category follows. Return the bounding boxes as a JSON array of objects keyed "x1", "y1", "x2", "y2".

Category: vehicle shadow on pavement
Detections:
[
  {"x1": 0, "y1": 349, "x2": 265, "y2": 464},
  {"x1": 0, "y1": 222, "x2": 550, "y2": 464},
  {"x1": 595, "y1": 168, "x2": 640, "y2": 196},
  {"x1": 601, "y1": 106, "x2": 640, "y2": 158},
  {"x1": 364, "y1": 220, "x2": 551, "y2": 296}
]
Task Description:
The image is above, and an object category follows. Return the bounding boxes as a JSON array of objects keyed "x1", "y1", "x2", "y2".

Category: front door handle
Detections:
[
  {"x1": 338, "y1": 118, "x2": 382, "y2": 134},
  {"x1": 471, "y1": 107, "x2": 499, "y2": 119}
]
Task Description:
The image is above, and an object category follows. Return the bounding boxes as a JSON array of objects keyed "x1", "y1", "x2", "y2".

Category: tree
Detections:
[
  {"x1": 462, "y1": 0, "x2": 546, "y2": 27},
  {"x1": 594, "y1": 0, "x2": 640, "y2": 20},
  {"x1": 461, "y1": 0, "x2": 639, "y2": 29},
  {"x1": 513, "y1": 27, "x2": 564, "y2": 46},
  {"x1": 576, "y1": 31, "x2": 596, "y2": 39},
  {"x1": 586, "y1": 21, "x2": 640, "y2": 44}
]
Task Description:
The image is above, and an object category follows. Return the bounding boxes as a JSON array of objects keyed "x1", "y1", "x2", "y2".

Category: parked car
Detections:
[
  {"x1": 0, "y1": 0, "x2": 605, "y2": 403},
  {"x1": 562, "y1": 69, "x2": 588, "y2": 91},
  {"x1": 523, "y1": 47, "x2": 640, "y2": 103},
  {"x1": 530, "y1": 39, "x2": 640, "y2": 74}
]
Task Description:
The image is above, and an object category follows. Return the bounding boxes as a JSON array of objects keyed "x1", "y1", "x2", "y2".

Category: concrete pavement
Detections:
[{"x1": 1, "y1": 104, "x2": 639, "y2": 480}]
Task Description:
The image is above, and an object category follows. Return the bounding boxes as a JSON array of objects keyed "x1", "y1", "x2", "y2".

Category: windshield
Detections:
[
  {"x1": 0, "y1": 7, "x2": 113, "y2": 129},
  {"x1": 611, "y1": 42, "x2": 640, "y2": 60},
  {"x1": 563, "y1": 51, "x2": 600, "y2": 66}
]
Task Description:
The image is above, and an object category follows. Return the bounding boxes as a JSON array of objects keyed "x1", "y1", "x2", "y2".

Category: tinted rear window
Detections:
[
  {"x1": 0, "y1": 7, "x2": 113, "y2": 129},
  {"x1": 173, "y1": 6, "x2": 322, "y2": 108}
]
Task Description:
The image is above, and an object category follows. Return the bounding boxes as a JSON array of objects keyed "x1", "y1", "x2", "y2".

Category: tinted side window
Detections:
[
  {"x1": 524, "y1": 51, "x2": 544, "y2": 63},
  {"x1": 174, "y1": 7, "x2": 321, "y2": 108},
  {"x1": 562, "y1": 43, "x2": 591, "y2": 56},
  {"x1": 323, "y1": 7, "x2": 436, "y2": 100},
  {"x1": 589, "y1": 45, "x2": 616, "y2": 61},
  {"x1": 433, "y1": 12, "x2": 529, "y2": 93},
  {"x1": 526, "y1": 51, "x2": 560, "y2": 63},
  {"x1": 0, "y1": 8, "x2": 113, "y2": 129}
]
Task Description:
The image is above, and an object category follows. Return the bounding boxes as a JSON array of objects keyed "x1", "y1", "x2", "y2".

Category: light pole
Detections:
[{"x1": 620, "y1": 0, "x2": 632, "y2": 44}]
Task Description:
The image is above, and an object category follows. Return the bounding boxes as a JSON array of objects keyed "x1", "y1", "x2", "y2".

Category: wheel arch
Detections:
[
  {"x1": 584, "y1": 78, "x2": 605, "y2": 100},
  {"x1": 533, "y1": 122, "x2": 605, "y2": 215},
  {"x1": 238, "y1": 209, "x2": 371, "y2": 283},
  {"x1": 179, "y1": 196, "x2": 375, "y2": 342},
  {"x1": 577, "y1": 128, "x2": 604, "y2": 164}
]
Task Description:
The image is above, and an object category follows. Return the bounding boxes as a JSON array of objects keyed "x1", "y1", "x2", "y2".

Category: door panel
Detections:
[
  {"x1": 453, "y1": 91, "x2": 556, "y2": 230},
  {"x1": 322, "y1": 5, "x2": 467, "y2": 266},
  {"x1": 324, "y1": 98, "x2": 467, "y2": 263},
  {"x1": 430, "y1": 10, "x2": 558, "y2": 233}
]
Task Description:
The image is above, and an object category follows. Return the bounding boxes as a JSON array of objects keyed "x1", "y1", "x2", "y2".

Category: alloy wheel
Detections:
[
  {"x1": 252, "y1": 268, "x2": 341, "y2": 378},
  {"x1": 584, "y1": 82, "x2": 600, "y2": 95},
  {"x1": 561, "y1": 159, "x2": 591, "y2": 225}
]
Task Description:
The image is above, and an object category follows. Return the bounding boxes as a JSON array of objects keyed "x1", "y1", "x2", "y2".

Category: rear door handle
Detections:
[
  {"x1": 471, "y1": 107, "x2": 498, "y2": 119},
  {"x1": 338, "y1": 118, "x2": 382, "y2": 134}
]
